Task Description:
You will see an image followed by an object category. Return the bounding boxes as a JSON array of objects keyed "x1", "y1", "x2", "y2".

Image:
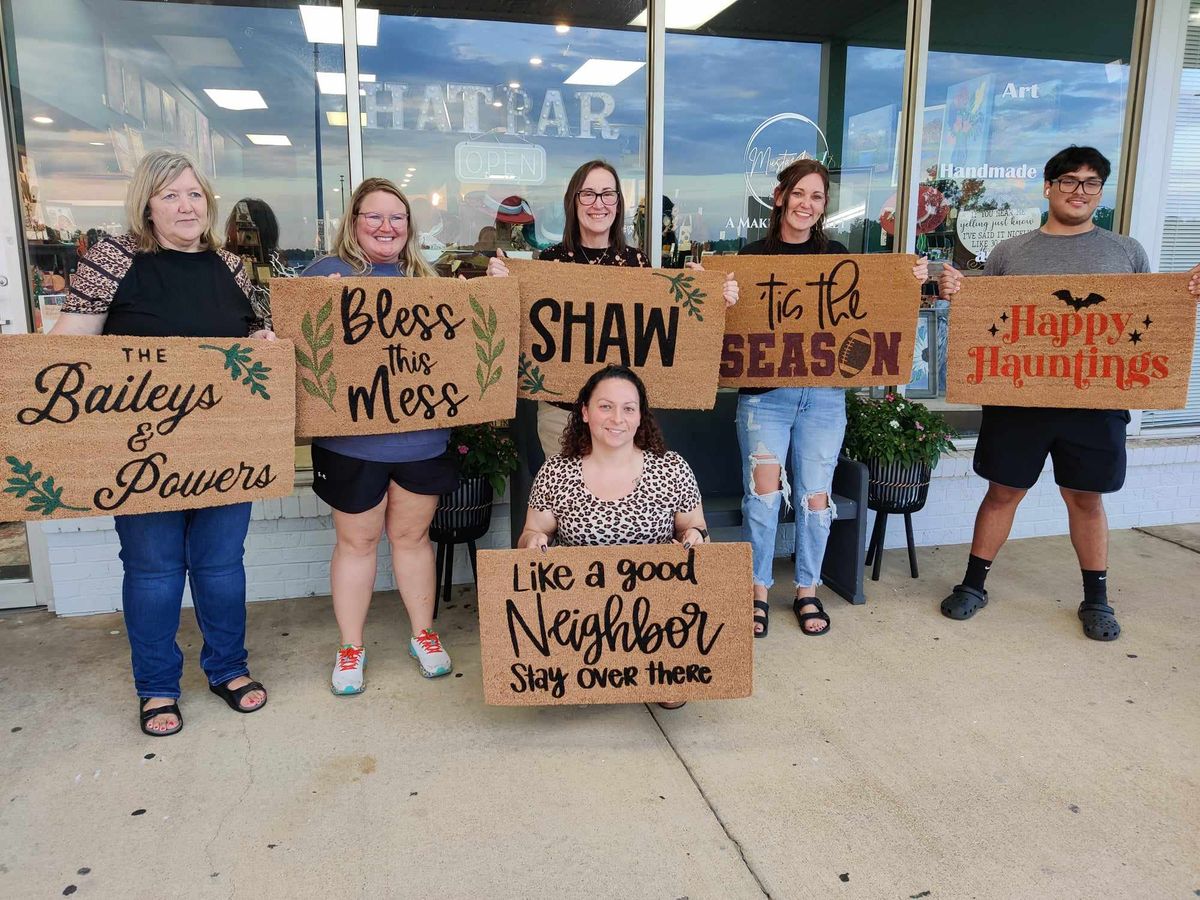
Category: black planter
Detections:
[
  {"x1": 430, "y1": 475, "x2": 494, "y2": 544},
  {"x1": 865, "y1": 458, "x2": 932, "y2": 514}
]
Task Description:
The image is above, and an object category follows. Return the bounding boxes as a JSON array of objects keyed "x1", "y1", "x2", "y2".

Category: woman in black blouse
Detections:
[{"x1": 51, "y1": 150, "x2": 273, "y2": 736}]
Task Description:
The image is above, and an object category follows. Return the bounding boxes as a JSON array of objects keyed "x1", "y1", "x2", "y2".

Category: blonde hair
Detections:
[
  {"x1": 329, "y1": 177, "x2": 435, "y2": 277},
  {"x1": 125, "y1": 150, "x2": 221, "y2": 253}
]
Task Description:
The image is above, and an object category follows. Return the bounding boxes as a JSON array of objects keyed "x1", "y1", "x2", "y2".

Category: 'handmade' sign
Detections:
[
  {"x1": 476, "y1": 543, "x2": 753, "y2": 706},
  {"x1": 945, "y1": 273, "x2": 1197, "y2": 408},
  {"x1": 0, "y1": 335, "x2": 296, "y2": 520},
  {"x1": 271, "y1": 277, "x2": 519, "y2": 437},
  {"x1": 719, "y1": 253, "x2": 921, "y2": 388},
  {"x1": 506, "y1": 258, "x2": 726, "y2": 408}
]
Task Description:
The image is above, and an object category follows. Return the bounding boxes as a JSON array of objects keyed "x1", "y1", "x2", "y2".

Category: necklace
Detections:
[{"x1": 579, "y1": 245, "x2": 610, "y2": 264}]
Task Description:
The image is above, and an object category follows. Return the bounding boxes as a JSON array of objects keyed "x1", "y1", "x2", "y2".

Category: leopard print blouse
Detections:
[{"x1": 529, "y1": 451, "x2": 702, "y2": 546}]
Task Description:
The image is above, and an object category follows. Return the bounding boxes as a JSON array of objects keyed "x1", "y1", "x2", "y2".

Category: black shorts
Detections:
[
  {"x1": 311, "y1": 445, "x2": 460, "y2": 514},
  {"x1": 974, "y1": 405, "x2": 1130, "y2": 493}
]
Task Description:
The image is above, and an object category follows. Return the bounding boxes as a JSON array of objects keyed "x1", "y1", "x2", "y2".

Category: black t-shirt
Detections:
[
  {"x1": 103, "y1": 249, "x2": 256, "y2": 338},
  {"x1": 538, "y1": 242, "x2": 649, "y2": 267},
  {"x1": 737, "y1": 235, "x2": 849, "y2": 394}
]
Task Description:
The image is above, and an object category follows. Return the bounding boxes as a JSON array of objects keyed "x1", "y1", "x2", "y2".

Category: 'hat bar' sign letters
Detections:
[
  {"x1": 506, "y1": 258, "x2": 727, "y2": 409},
  {"x1": 270, "y1": 277, "x2": 520, "y2": 438},
  {"x1": 945, "y1": 273, "x2": 1197, "y2": 409},
  {"x1": 719, "y1": 253, "x2": 922, "y2": 388},
  {"x1": 476, "y1": 543, "x2": 753, "y2": 706},
  {"x1": 0, "y1": 335, "x2": 296, "y2": 521}
]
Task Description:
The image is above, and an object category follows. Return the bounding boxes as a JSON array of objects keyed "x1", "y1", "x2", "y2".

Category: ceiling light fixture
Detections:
[
  {"x1": 529, "y1": 56, "x2": 543, "y2": 66},
  {"x1": 203, "y1": 88, "x2": 268, "y2": 110},
  {"x1": 32, "y1": 115, "x2": 53, "y2": 124},
  {"x1": 298, "y1": 6, "x2": 379, "y2": 46},
  {"x1": 325, "y1": 111, "x2": 368, "y2": 127},
  {"x1": 629, "y1": 0, "x2": 739, "y2": 30},
  {"x1": 508, "y1": 81, "x2": 521, "y2": 89},
  {"x1": 245, "y1": 133, "x2": 292, "y2": 146},
  {"x1": 564, "y1": 59, "x2": 645, "y2": 86},
  {"x1": 89, "y1": 141, "x2": 105, "y2": 146},
  {"x1": 556, "y1": 24, "x2": 570, "y2": 33}
]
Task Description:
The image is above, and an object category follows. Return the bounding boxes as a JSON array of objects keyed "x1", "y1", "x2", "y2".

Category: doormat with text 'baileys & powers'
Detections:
[
  {"x1": 945, "y1": 273, "x2": 1196, "y2": 408},
  {"x1": 719, "y1": 253, "x2": 921, "y2": 388},
  {"x1": 507, "y1": 257, "x2": 727, "y2": 409},
  {"x1": 0, "y1": 335, "x2": 296, "y2": 520},
  {"x1": 271, "y1": 276, "x2": 519, "y2": 437},
  {"x1": 476, "y1": 542, "x2": 753, "y2": 706}
]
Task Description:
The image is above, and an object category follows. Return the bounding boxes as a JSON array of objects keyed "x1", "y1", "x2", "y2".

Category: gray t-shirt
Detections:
[{"x1": 984, "y1": 226, "x2": 1150, "y2": 276}]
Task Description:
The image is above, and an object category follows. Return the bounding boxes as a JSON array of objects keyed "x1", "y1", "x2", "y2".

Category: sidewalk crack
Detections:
[
  {"x1": 1134, "y1": 527, "x2": 1200, "y2": 554},
  {"x1": 646, "y1": 705, "x2": 771, "y2": 898}
]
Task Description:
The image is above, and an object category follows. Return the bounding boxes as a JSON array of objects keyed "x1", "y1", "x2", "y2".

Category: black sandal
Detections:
[
  {"x1": 209, "y1": 678, "x2": 268, "y2": 713},
  {"x1": 139, "y1": 698, "x2": 183, "y2": 737},
  {"x1": 1078, "y1": 601, "x2": 1121, "y2": 641},
  {"x1": 753, "y1": 599, "x2": 770, "y2": 639},
  {"x1": 794, "y1": 597, "x2": 830, "y2": 636},
  {"x1": 941, "y1": 584, "x2": 988, "y2": 620}
]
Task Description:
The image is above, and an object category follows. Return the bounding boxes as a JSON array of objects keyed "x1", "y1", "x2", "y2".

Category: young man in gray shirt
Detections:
[{"x1": 937, "y1": 145, "x2": 1198, "y2": 642}]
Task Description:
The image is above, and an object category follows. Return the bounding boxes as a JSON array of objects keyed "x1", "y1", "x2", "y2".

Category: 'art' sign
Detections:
[
  {"x1": 476, "y1": 544, "x2": 753, "y2": 706},
  {"x1": 945, "y1": 273, "x2": 1197, "y2": 408},
  {"x1": 0, "y1": 336, "x2": 296, "y2": 520},
  {"x1": 507, "y1": 258, "x2": 727, "y2": 408},
  {"x1": 719, "y1": 254, "x2": 921, "y2": 388},
  {"x1": 271, "y1": 278, "x2": 519, "y2": 437}
]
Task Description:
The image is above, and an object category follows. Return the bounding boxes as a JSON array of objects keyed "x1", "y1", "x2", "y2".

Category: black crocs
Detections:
[
  {"x1": 1078, "y1": 601, "x2": 1120, "y2": 641},
  {"x1": 940, "y1": 584, "x2": 988, "y2": 620}
]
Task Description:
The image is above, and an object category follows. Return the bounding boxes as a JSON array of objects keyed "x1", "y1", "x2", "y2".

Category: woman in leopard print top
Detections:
[{"x1": 519, "y1": 366, "x2": 708, "y2": 550}]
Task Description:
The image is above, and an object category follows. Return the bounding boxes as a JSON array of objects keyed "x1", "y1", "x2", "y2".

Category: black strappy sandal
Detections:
[
  {"x1": 209, "y1": 678, "x2": 268, "y2": 713},
  {"x1": 794, "y1": 597, "x2": 831, "y2": 636},
  {"x1": 753, "y1": 599, "x2": 770, "y2": 639},
  {"x1": 139, "y1": 698, "x2": 183, "y2": 737}
]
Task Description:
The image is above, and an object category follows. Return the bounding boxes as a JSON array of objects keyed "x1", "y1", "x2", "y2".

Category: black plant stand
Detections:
[
  {"x1": 863, "y1": 460, "x2": 931, "y2": 582},
  {"x1": 429, "y1": 476, "x2": 493, "y2": 617}
]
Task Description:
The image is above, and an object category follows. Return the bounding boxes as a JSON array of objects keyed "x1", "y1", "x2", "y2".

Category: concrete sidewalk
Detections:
[{"x1": 1, "y1": 528, "x2": 1197, "y2": 900}]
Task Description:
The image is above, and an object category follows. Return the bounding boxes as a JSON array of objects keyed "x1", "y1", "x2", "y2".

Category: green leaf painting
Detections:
[
  {"x1": 3, "y1": 456, "x2": 90, "y2": 516},
  {"x1": 653, "y1": 272, "x2": 706, "y2": 321},
  {"x1": 293, "y1": 298, "x2": 337, "y2": 410},
  {"x1": 199, "y1": 342, "x2": 273, "y2": 400},
  {"x1": 518, "y1": 351, "x2": 561, "y2": 396},
  {"x1": 469, "y1": 295, "x2": 505, "y2": 398}
]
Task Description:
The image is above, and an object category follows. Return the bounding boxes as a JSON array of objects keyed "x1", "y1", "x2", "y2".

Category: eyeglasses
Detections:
[
  {"x1": 357, "y1": 212, "x2": 409, "y2": 228},
  {"x1": 576, "y1": 189, "x2": 620, "y2": 207},
  {"x1": 1051, "y1": 177, "x2": 1104, "y2": 196}
]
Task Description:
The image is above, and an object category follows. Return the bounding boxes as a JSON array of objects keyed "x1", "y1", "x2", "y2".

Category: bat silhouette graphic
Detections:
[{"x1": 1052, "y1": 289, "x2": 1106, "y2": 311}]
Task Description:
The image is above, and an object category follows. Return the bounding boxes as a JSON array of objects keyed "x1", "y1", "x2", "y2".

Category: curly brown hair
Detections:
[{"x1": 559, "y1": 366, "x2": 667, "y2": 458}]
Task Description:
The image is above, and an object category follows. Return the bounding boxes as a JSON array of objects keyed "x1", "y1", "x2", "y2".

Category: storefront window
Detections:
[
  {"x1": 5, "y1": 0, "x2": 352, "y2": 332},
  {"x1": 918, "y1": 0, "x2": 1138, "y2": 433},
  {"x1": 359, "y1": 4, "x2": 647, "y2": 273},
  {"x1": 662, "y1": 1, "x2": 909, "y2": 260}
]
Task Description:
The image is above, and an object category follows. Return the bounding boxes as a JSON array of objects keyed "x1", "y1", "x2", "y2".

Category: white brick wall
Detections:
[
  {"x1": 38, "y1": 437, "x2": 1200, "y2": 616},
  {"x1": 42, "y1": 482, "x2": 513, "y2": 617}
]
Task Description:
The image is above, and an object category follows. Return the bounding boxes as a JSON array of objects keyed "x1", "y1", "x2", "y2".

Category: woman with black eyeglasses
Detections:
[{"x1": 488, "y1": 159, "x2": 736, "y2": 459}]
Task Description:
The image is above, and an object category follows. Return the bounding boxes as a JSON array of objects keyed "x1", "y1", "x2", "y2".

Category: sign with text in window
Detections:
[
  {"x1": 506, "y1": 258, "x2": 727, "y2": 408},
  {"x1": 719, "y1": 253, "x2": 921, "y2": 388},
  {"x1": 271, "y1": 277, "x2": 520, "y2": 437},
  {"x1": 476, "y1": 543, "x2": 753, "y2": 706},
  {"x1": 945, "y1": 273, "x2": 1197, "y2": 408},
  {"x1": 0, "y1": 335, "x2": 296, "y2": 520},
  {"x1": 454, "y1": 141, "x2": 546, "y2": 185}
]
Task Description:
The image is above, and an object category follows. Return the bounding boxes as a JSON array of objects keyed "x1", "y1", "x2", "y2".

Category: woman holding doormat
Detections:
[
  {"x1": 303, "y1": 177, "x2": 457, "y2": 695},
  {"x1": 486, "y1": 159, "x2": 738, "y2": 459},
  {"x1": 739, "y1": 158, "x2": 928, "y2": 639},
  {"x1": 50, "y1": 149, "x2": 273, "y2": 736},
  {"x1": 518, "y1": 364, "x2": 710, "y2": 710}
]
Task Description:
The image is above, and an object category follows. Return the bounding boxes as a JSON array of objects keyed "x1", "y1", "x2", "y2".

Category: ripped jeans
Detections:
[{"x1": 736, "y1": 388, "x2": 847, "y2": 589}]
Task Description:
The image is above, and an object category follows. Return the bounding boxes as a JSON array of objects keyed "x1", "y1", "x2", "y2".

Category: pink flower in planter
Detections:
[{"x1": 458, "y1": 444, "x2": 469, "y2": 455}]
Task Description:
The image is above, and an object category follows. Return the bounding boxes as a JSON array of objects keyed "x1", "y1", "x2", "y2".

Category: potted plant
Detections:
[
  {"x1": 843, "y1": 391, "x2": 957, "y2": 512},
  {"x1": 431, "y1": 421, "x2": 519, "y2": 539}
]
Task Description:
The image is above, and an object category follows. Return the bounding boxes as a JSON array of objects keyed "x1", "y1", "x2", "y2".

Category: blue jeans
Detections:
[
  {"x1": 114, "y1": 503, "x2": 253, "y2": 699},
  {"x1": 736, "y1": 388, "x2": 847, "y2": 589}
]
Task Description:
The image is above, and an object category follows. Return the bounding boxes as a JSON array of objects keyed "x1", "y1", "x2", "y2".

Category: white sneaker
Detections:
[
  {"x1": 409, "y1": 629, "x2": 452, "y2": 678},
  {"x1": 331, "y1": 644, "x2": 366, "y2": 695}
]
